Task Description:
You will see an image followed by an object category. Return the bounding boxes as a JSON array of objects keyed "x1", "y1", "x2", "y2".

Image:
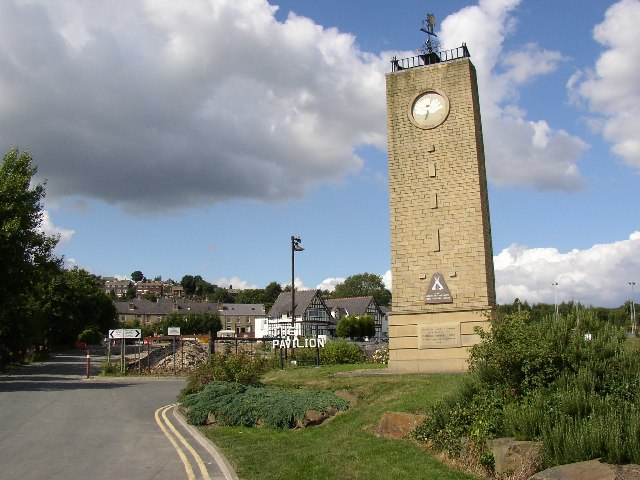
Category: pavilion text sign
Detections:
[{"x1": 272, "y1": 327, "x2": 326, "y2": 349}]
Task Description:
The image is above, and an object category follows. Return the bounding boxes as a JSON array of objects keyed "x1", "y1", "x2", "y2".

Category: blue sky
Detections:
[{"x1": 2, "y1": 0, "x2": 639, "y2": 307}]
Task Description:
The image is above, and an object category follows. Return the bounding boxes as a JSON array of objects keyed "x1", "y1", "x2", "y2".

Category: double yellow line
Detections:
[{"x1": 155, "y1": 404, "x2": 211, "y2": 480}]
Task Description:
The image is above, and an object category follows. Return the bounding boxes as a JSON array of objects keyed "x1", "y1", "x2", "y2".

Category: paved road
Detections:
[{"x1": 0, "y1": 349, "x2": 235, "y2": 480}]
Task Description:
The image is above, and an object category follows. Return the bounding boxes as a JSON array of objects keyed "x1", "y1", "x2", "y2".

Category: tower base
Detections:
[{"x1": 387, "y1": 309, "x2": 492, "y2": 373}]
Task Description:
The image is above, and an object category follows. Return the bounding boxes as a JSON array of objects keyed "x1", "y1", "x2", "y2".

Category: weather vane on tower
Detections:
[{"x1": 419, "y1": 13, "x2": 440, "y2": 54}]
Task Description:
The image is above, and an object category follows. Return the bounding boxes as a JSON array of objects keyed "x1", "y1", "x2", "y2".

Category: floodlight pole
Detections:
[
  {"x1": 630, "y1": 282, "x2": 637, "y2": 336},
  {"x1": 551, "y1": 282, "x2": 559, "y2": 320}
]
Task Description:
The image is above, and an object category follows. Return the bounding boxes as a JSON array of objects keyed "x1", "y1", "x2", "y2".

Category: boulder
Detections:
[
  {"x1": 488, "y1": 437, "x2": 542, "y2": 475},
  {"x1": 528, "y1": 459, "x2": 616, "y2": 480},
  {"x1": 376, "y1": 411, "x2": 426, "y2": 439}
]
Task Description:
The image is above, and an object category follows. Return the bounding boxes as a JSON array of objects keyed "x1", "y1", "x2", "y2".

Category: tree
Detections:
[
  {"x1": 336, "y1": 315, "x2": 376, "y2": 340},
  {"x1": 332, "y1": 273, "x2": 391, "y2": 307},
  {"x1": 161, "y1": 312, "x2": 221, "y2": 336},
  {"x1": 0, "y1": 149, "x2": 61, "y2": 355},
  {"x1": 131, "y1": 270, "x2": 144, "y2": 282},
  {"x1": 263, "y1": 281, "x2": 283, "y2": 311},
  {"x1": 39, "y1": 268, "x2": 116, "y2": 347}
]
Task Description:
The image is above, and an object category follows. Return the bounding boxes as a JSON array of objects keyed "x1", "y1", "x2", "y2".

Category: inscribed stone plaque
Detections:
[{"x1": 418, "y1": 322, "x2": 461, "y2": 349}]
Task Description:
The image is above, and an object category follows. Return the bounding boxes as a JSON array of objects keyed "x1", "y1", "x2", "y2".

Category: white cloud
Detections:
[
  {"x1": 568, "y1": 0, "x2": 640, "y2": 171},
  {"x1": 316, "y1": 277, "x2": 345, "y2": 292},
  {"x1": 214, "y1": 276, "x2": 259, "y2": 290},
  {"x1": 440, "y1": 0, "x2": 588, "y2": 191},
  {"x1": 40, "y1": 210, "x2": 75, "y2": 244},
  {"x1": 378, "y1": 233, "x2": 639, "y2": 308},
  {"x1": 494, "y1": 231, "x2": 640, "y2": 307},
  {"x1": 382, "y1": 270, "x2": 392, "y2": 290},
  {"x1": 0, "y1": 0, "x2": 387, "y2": 213}
]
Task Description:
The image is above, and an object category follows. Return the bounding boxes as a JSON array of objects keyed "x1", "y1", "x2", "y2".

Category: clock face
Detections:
[{"x1": 409, "y1": 91, "x2": 450, "y2": 129}]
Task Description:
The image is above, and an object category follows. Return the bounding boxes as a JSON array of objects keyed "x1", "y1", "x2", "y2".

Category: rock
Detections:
[
  {"x1": 488, "y1": 437, "x2": 542, "y2": 475},
  {"x1": 298, "y1": 410, "x2": 328, "y2": 428},
  {"x1": 376, "y1": 411, "x2": 427, "y2": 439},
  {"x1": 206, "y1": 412, "x2": 217, "y2": 426},
  {"x1": 528, "y1": 459, "x2": 616, "y2": 480}
]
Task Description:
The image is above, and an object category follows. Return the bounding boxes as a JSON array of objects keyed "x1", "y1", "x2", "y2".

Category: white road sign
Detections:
[
  {"x1": 109, "y1": 329, "x2": 141, "y2": 339},
  {"x1": 167, "y1": 327, "x2": 181, "y2": 336}
]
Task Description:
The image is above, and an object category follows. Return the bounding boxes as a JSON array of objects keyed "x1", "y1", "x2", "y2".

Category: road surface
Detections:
[{"x1": 0, "y1": 348, "x2": 236, "y2": 480}]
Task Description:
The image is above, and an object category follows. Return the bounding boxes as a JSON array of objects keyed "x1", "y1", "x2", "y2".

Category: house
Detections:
[
  {"x1": 218, "y1": 303, "x2": 265, "y2": 338},
  {"x1": 262, "y1": 290, "x2": 335, "y2": 338},
  {"x1": 104, "y1": 280, "x2": 133, "y2": 299},
  {"x1": 114, "y1": 298, "x2": 219, "y2": 326},
  {"x1": 135, "y1": 280, "x2": 164, "y2": 297},
  {"x1": 325, "y1": 296, "x2": 387, "y2": 339},
  {"x1": 113, "y1": 298, "x2": 267, "y2": 337}
]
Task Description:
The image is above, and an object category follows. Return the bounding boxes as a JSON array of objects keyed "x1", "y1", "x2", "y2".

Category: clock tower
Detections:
[{"x1": 386, "y1": 16, "x2": 496, "y2": 373}]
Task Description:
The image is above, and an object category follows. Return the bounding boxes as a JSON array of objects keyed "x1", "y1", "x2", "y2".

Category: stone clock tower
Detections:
[{"x1": 386, "y1": 17, "x2": 496, "y2": 373}]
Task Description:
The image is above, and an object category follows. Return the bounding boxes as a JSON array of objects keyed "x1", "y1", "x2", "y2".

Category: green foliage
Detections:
[
  {"x1": 0, "y1": 148, "x2": 61, "y2": 357},
  {"x1": 414, "y1": 309, "x2": 640, "y2": 469},
  {"x1": 321, "y1": 339, "x2": 365, "y2": 364},
  {"x1": 100, "y1": 360, "x2": 123, "y2": 376},
  {"x1": 336, "y1": 315, "x2": 376, "y2": 340},
  {"x1": 40, "y1": 267, "x2": 116, "y2": 347},
  {"x1": 131, "y1": 270, "x2": 144, "y2": 282},
  {"x1": 181, "y1": 351, "x2": 269, "y2": 396},
  {"x1": 182, "y1": 381, "x2": 349, "y2": 429},
  {"x1": 180, "y1": 274, "x2": 216, "y2": 299},
  {"x1": 331, "y1": 273, "x2": 391, "y2": 307},
  {"x1": 153, "y1": 312, "x2": 222, "y2": 336},
  {"x1": 77, "y1": 327, "x2": 103, "y2": 345}
]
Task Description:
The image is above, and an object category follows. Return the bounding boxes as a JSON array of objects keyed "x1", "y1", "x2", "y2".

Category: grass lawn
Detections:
[{"x1": 199, "y1": 364, "x2": 479, "y2": 480}]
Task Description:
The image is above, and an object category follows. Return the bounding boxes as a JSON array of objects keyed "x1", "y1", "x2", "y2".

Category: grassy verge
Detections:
[{"x1": 199, "y1": 364, "x2": 478, "y2": 480}]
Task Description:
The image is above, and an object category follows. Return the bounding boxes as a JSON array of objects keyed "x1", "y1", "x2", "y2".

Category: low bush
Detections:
[
  {"x1": 181, "y1": 351, "x2": 269, "y2": 397},
  {"x1": 321, "y1": 339, "x2": 365, "y2": 364},
  {"x1": 100, "y1": 360, "x2": 122, "y2": 376},
  {"x1": 182, "y1": 380, "x2": 349, "y2": 429},
  {"x1": 78, "y1": 327, "x2": 103, "y2": 345}
]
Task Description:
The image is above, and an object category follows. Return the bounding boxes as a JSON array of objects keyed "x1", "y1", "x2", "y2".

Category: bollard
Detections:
[{"x1": 86, "y1": 349, "x2": 90, "y2": 379}]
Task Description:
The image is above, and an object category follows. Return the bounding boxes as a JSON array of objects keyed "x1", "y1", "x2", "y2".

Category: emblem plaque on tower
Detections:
[{"x1": 425, "y1": 272, "x2": 453, "y2": 304}]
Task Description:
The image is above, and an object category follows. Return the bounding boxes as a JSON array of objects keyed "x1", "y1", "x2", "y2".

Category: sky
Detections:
[{"x1": 1, "y1": 0, "x2": 639, "y2": 308}]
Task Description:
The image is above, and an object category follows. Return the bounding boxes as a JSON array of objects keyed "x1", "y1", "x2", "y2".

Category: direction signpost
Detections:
[
  {"x1": 168, "y1": 327, "x2": 180, "y2": 375},
  {"x1": 108, "y1": 329, "x2": 141, "y2": 373},
  {"x1": 109, "y1": 329, "x2": 141, "y2": 339}
]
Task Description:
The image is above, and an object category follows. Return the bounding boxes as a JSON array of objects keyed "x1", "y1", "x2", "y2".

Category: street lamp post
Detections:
[
  {"x1": 291, "y1": 236, "x2": 304, "y2": 329},
  {"x1": 551, "y1": 282, "x2": 559, "y2": 320},
  {"x1": 630, "y1": 282, "x2": 637, "y2": 336}
]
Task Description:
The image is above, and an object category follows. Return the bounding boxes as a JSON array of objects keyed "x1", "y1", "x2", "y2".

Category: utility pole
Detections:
[{"x1": 630, "y1": 282, "x2": 637, "y2": 336}]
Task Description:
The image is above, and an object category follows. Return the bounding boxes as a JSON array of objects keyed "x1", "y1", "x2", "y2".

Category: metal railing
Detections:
[{"x1": 391, "y1": 44, "x2": 470, "y2": 72}]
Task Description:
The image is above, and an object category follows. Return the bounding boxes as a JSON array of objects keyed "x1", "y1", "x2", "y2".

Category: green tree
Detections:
[
  {"x1": 332, "y1": 273, "x2": 391, "y2": 307},
  {"x1": 40, "y1": 268, "x2": 117, "y2": 347},
  {"x1": 131, "y1": 270, "x2": 144, "y2": 282},
  {"x1": 263, "y1": 281, "x2": 283, "y2": 311},
  {"x1": 160, "y1": 312, "x2": 221, "y2": 336},
  {"x1": 0, "y1": 149, "x2": 61, "y2": 355},
  {"x1": 235, "y1": 289, "x2": 264, "y2": 304},
  {"x1": 336, "y1": 315, "x2": 376, "y2": 340}
]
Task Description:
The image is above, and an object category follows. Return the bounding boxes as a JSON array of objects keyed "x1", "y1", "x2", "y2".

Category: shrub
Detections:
[
  {"x1": 180, "y1": 351, "x2": 268, "y2": 397},
  {"x1": 414, "y1": 309, "x2": 640, "y2": 469},
  {"x1": 100, "y1": 360, "x2": 122, "y2": 376},
  {"x1": 321, "y1": 339, "x2": 365, "y2": 364},
  {"x1": 78, "y1": 327, "x2": 103, "y2": 345},
  {"x1": 182, "y1": 381, "x2": 350, "y2": 429}
]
